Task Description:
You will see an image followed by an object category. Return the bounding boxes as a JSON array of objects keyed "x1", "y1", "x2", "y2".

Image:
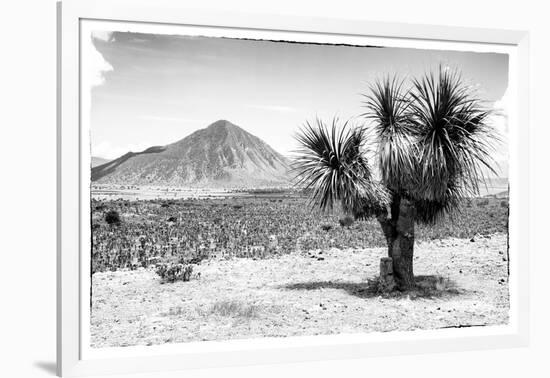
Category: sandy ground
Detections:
[{"x1": 91, "y1": 234, "x2": 509, "y2": 348}]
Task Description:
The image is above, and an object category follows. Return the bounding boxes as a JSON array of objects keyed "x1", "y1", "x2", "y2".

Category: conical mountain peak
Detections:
[
  {"x1": 92, "y1": 120, "x2": 290, "y2": 188},
  {"x1": 207, "y1": 119, "x2": 237, "y2": 129}
]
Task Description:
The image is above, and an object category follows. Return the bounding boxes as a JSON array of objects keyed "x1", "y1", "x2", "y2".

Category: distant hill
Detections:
[
  {"x1": 91, "y1": 120, "x2": 291, "y2": 188},
  {"x1": 478, "y1": 177, "x2": 508, "y2": 198},
  {"x1": 91, "y1": 156, "x2": 111, "y2": 168}
]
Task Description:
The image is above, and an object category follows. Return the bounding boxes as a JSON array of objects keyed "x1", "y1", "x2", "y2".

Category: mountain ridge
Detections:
[
  {"x1": 91, "y1": 156, "x2": 111, "y2": 168},
  {"x1": 92, "y1": 120, "x2": 291, "y2": 188}
]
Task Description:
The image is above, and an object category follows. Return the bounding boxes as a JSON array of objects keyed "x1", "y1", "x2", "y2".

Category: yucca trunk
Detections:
[{"x1": 378, "y1": 197, "x2": 415, "y2": 290}]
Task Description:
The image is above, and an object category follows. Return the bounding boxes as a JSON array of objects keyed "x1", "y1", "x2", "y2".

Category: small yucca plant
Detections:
[
  {"x1": 156, "y1": 262, "x2": 194, "y2": 283},
  {"x1": 338, "y1": 215, "x2": 355, "y2": 228},
  {"x1": 105, "y1": 210, "x2": 121, "y2": 226}
]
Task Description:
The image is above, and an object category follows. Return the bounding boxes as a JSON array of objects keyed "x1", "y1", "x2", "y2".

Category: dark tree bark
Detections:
[{"x1": 377, "y1": 196, "x2": 415, "y2": 291}]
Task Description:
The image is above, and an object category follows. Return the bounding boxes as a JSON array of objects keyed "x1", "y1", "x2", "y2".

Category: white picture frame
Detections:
[{"x1": 57, "y1": 0, "x2": 530, "y2": 376}]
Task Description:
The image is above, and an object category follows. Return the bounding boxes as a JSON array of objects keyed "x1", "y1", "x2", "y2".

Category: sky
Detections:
[{"x1": 87, "y1": 31, "x2": 509, "y2": 163}]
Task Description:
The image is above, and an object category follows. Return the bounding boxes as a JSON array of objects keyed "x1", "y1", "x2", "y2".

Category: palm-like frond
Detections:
[
  {"x1": 294, "y1": 68, "x2": 499, "y2": 225},
  {"x1": 413, "y1": 179, "x2": 463, "y2": 224},
  {"x1": 362, "y1": 76, "x2": 417, "y2": 193},
  {"x1": 292, "y1": 118, "x2": 389, "y2": 218},
  {"x1": 408, "y1": 66, "x2": 498, "y2": 222}
]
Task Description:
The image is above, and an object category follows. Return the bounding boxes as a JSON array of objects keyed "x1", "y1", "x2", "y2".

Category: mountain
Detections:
[
  {"x1": 91, "y1": 156, "x2": 111, "y2": 168},
  {"x1": 91, "y1": 120, "x2": 291, "y2": 188}
]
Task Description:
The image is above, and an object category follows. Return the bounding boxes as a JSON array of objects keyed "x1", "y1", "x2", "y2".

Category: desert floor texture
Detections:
[{"x1": 91, "y1": 233, "x2": 509, "y2": 348}]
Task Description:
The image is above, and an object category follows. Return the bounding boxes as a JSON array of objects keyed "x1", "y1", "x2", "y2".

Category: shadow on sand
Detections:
[{"x1": 281, "y1": 275, "x2": 463, "y2": 300}]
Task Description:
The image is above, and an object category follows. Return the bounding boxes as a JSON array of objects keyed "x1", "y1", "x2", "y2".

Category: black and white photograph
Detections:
[
  {"x1": 11, "y1": 0, "x2": 550, "y2": 377},
  {"x1": 86, "y1": 25, "x2": 510, "y2": 349}
]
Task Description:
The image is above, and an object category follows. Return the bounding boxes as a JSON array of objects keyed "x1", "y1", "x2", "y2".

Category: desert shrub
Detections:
[
  {"x1": 320, "y1": 223, "x2": 332, "y2": 231},
  {"x1": 233, "y1": 204, "x2": 243, "y2": 210},
  {"x1": 105, "y1": 210, "x2": 121, "y2": 225},
  {"x1": 167, "y1": 216, "x2": 177, "y2": 223},
  {"x1": 161, "y1": 203, "x2": 170, "y2": 208},
  {"x1": 156, "y1": 262, "x2": 194, "y2": 283},
  {"x1": 477, "y1": 198, "x2": 489, "y2": 207},
  {"x1": 338, "y1": 215, "x2": 354, "y2": 228},
  {"x1": 206, "y1": 300, "x2": 259, "y2": 319},
  {"x1": 90, "y1": 195, "x2": 508, "y2": 272},
  {"x1": 500, "y1": 200, "x2": 508, "y2": 208}
]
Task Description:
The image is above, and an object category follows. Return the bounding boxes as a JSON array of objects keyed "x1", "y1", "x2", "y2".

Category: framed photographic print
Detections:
[{"x1": 57, "y1": 0, "x2": 530, "y2": 376}]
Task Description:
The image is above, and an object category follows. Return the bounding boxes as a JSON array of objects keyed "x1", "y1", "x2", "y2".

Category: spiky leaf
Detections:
[
  {"x1": 292, "y1": 119, "x2": 389, "y2": 219},
  {"x1": 408, "y1": 66, "x2": 499, "y2": 222},
  {"x1": 362, "y1": 76, "x2": 417, "y2": 193}
]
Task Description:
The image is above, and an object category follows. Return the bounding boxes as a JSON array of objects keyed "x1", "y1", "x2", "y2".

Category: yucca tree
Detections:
[{"x1": 293, "y1": 68, "x2": 498, "y2": 291}]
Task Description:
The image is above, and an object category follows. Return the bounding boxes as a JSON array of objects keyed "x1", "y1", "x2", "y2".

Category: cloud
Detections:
[
  {"x1": 483, "y1": 88, "x2": 510, "y2": 177},
  {"x1": 492, "y1": 88, "x2": 509, "y2": 117},
  {"x1": 88, "y1": 31, "x2": 114, "y2": 87},
  {"x1": 489, "y1": 87, "x2": 509, "y2": 135},
  {"x1": 92, "y1": 30, "x2": 113, "y2": 42},
  {"x1": 82, "y1": 30, "x2": 114, "y2": 130},
  {"x1": 92, "y1": 141, "x2": 151, "y2": 160},
  {"x1": 84, "y1": 30, "x2": 119, "y2": 160}
]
